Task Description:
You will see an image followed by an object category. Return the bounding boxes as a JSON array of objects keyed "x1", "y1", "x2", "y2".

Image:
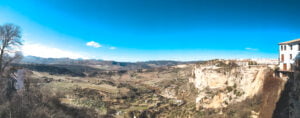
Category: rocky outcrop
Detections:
[
  {"x1": 289, "y1": 72, "x2": 300, "y2": 118},
  {"x1": 273, "y1": 70, "x2": 300, "y2": 118},
  {"x1": 190, "y1": 64, "x2": 269, "y2": 109},
  {"x1": 258, "y1": 71, "x2": 286, "y2": 118},
  {"x1": 160, "y1": 85, "x2": 178, "y2": 99}
]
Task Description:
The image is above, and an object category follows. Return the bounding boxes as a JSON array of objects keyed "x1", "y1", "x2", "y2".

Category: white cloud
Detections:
[
  {"x1": 86, "y1": 41, "x2": 101, "y2": 48},
  {"x1": 22, "y1": 43, "x2": 88, "y2": 59},
  {"x1": 245, "y1": 48, "x2": 258, "y2": 51},
  {"x1": 109, "y1": 47, "x2": 116, "y2": 50}
]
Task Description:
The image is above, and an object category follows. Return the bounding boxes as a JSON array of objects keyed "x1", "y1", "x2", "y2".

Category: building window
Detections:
[
  {"x1": 281, "y1": 54, "x2": 284, "y2": 62},
  {"x1": 281, "y1": 45, "x2": 283, "y2": 51},
  {"x1": 283, "y1": 63, "x2": 287, "y2": 70},
  {"x1": 298, "y1": 44, "x2": 300, "y2": 51},
  {"x1": 290, "y1": 45, "x2": 293, "y2": 50},
  {"x1": 290, "y1": 54, "x2": 293, "y2": 59},
  {"x1": 284, "y1": 45, "x2": 286, "y2": 50}
]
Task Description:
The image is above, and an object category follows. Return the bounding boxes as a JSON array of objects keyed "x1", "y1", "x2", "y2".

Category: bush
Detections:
[{"x1": 0, "y1": 77, "x2": 101, "y2": 118}]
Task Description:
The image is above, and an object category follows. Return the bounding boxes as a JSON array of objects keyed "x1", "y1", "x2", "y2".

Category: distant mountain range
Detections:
[
  {"x1": 19, "y1": 56, "x2": 201, "y2": 70},
  {"x1": 21, "y1": 56, "x2": 104, "y2": 65}
]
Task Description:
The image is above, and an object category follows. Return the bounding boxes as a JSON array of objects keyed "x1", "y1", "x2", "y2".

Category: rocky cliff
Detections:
[
  {"x1": 188, "y1": 61, "x2": 286, "y2": 118},
  {"x1": 273, "y1": 70, "x2": 300, "y2": 118},
  {"x1": 190, "y1": 64, "x2": 267, "y2": 109}
]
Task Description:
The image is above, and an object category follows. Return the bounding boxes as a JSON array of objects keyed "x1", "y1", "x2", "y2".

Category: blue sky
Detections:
[{"x1": 1, "y1": 0, "x2": 300, "y2": 61}]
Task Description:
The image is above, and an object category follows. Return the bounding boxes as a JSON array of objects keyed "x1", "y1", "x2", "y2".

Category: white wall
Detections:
[{"x1": 279, "y1": 43, "x2": 300, "y2": 71}]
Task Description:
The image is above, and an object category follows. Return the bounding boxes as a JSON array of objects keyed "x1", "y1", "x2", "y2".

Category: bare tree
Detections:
[{"x1": 0, "y1": 24, "x2": 23, "y2": 76}]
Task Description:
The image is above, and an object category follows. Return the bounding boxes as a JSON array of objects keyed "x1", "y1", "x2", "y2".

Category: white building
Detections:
[
  {"x1": 279, "y1": 39, "x2": 300, "y2": 71},
  {"x1": 251, "y1": 58, "x2": 278, "y2": 65}
]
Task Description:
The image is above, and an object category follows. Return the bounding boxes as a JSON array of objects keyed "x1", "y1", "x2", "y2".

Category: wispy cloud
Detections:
[
  {"x1": 245, "y1": 47, "x2": 258, "y2": 51},
  {"x1": 109, "y1": 47, "x2": 116, "y2": 50},
  {"x1": 23, "y1": 43, "x2": 89, "y2": 59},
  {"x1": 86, "y1": 41, "x2": 101, "y2": 48}
]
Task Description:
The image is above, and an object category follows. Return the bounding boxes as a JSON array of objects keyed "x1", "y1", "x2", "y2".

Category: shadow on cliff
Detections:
[
  {"x1": 271, "y1": 69, "x2": 300, "y2": 118},
  {"x1": 258, "y1": 71, "x2": 287, "y2": 118},
  {"x1": 271, "y1": 73, "x2": 293, "y2": 118},
  {"x1": 269, "y1": 53, "x2": 300, "y2": 118}
]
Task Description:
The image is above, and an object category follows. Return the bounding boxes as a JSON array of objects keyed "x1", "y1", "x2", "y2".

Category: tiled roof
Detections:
[{"x1": 279, "y1": 39, "x2": 300, "y2": 45}]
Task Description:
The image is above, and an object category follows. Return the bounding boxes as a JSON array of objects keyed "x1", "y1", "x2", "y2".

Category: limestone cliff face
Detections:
[
  {"x1": 273, "y1": 70, "x2": 300, "y2": 118},
  {"x1": 270, "y1": 53, "x2": 300, "y2": 118},
  {"x1": 190, "y1": 65, "x2": 268, "y2": 109},
  {"x1": 290, "y1": 71, "x2": 300, "y2": 118}
]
